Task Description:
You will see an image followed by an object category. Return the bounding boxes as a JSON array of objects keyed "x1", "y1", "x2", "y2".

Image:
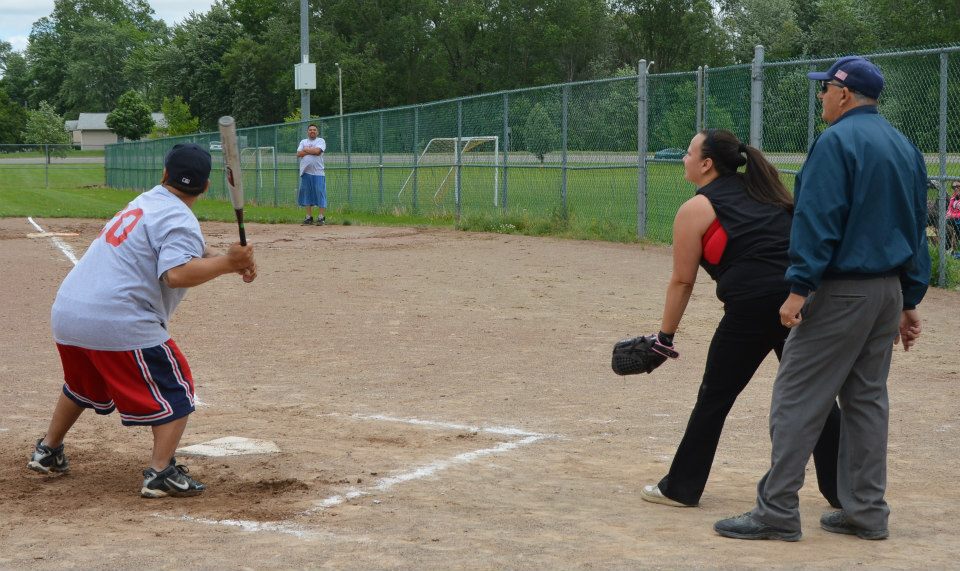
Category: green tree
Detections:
[
  {"x1": 155, "y1": 95, "x2": 199, "y2": 136},
  {"x1": 0, "y1": 40, "x2": 11, "y2": 74},
  {"x1": 23, "y1": 0, "x2": 166, "y2": 113},
  {"x1": 153, "y1": 5, "x2": 242, "y2": 130},
  {"x1": 107, "y1": 90, "x2": 154, "y2": 140},
  {"x1": 523, "y1": 103, "x2": 559, "y2": 163},
  {"x1": 0, "y1": 87, "x2": 29, "y2": 144},
  {"x1": 612, "y1": 0, "x2": 732, "y2": 72},
  {"x1": 22, "y1": 101, "x2": 71, "y2": 161},
  {"x1": 802, "y1": 0, "x2": 878, "y2": 55},
  {"x1": 864, "y1": 0, "x2": 960, "y2": 49},
  {"x1": 721, "y1": 0, "x2": 802, "y2": 62},
  {"x1": 0, "y1": 51, "x2": 30, "y2": 107}
]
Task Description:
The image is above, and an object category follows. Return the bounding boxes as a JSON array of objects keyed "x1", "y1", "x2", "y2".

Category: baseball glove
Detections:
[{"x1": 611, "y1": 334, "x2": 679, "y2": 375}]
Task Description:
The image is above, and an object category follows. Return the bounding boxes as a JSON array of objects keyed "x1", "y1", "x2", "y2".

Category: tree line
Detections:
[{"x1": 0, "y1": 0, "x2": 958, "y2": 144}]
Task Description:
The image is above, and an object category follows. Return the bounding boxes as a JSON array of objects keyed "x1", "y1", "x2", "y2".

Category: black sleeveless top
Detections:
[{"x1": 696, "y1": 174, "x2": 792, "y2": 303}]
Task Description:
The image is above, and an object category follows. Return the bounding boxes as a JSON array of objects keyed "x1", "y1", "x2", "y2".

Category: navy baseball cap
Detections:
[
  {"x1": 808, "y1": 56, "x2": 884, "y2": 99},
  {"x1": 164, "y1": 143, "x2": 212, "y2": 192}
]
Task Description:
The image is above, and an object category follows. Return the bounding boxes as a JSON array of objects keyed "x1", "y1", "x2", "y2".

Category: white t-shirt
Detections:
[
  {"x1": 298, "y1": 137, "x2": 326, "y2": 176},
  {"x1": 51, "y1": 185, "x2": 205, "y2": 350}
]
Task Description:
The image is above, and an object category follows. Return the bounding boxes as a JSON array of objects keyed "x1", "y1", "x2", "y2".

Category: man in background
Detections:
[{"x1": 298, "y1": 123, "x2": 327, "y2": 226}]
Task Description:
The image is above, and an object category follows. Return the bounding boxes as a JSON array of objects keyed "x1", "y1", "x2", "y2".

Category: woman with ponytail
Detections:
[{"x1": 640, "y1": 129, "x2": 842, "y2": 509}]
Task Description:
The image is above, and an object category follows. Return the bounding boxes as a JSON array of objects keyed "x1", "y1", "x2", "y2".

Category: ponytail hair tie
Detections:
[{"x1": 738, "y1": 143, "x2": 747, "y2": 153}]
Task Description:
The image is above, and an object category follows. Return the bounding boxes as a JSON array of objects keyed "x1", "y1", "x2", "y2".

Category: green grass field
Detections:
[{"x1": 3, "y1": 159, "x2": 957, "y2": 287}]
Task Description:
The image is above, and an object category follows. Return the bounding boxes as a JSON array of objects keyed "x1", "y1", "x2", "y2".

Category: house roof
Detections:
[
  {"x1": 65, "y1": 120, "x2": 79, "y2": 131},
  {"x1": 76, "y1": 112, "x2": 167, "y2": 131}
]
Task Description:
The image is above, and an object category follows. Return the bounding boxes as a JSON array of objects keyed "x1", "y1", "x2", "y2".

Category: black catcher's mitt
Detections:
[{"x1": 611, "y1": 334, "x2": 679, "y2": 375}]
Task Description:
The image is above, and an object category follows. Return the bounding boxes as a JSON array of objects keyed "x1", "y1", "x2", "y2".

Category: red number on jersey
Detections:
[{"x1": 104, "y1": 208, "x2": 144, "y2": 246}]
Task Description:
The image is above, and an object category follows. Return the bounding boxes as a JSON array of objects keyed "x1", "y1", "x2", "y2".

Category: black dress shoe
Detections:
[
  {"x1": 714, "y1": 512, "x2": 802, "y2": 541},
  {"x1": 820, "y1": 510, "x2": 888, "y2": 540}
]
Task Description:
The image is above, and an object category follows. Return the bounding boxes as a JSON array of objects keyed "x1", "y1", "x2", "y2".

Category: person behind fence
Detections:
[
  {"x1": 638, "y1": 128, "x2": 841, "y2": 510},
  {"x1": 298, "y1": 123, "x2": 327, "y2": 226},
  {"x1": 947, "y1": 181, "x2": 960, "y2": 252},
  {"x1": 714, "y1": 55, "x2": 929, "y2": 542},
  {"x1": 27, "y1": 143, "x2": 257, "y2": 498}
]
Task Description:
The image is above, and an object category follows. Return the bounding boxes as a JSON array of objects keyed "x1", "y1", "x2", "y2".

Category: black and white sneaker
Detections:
[
  {"x1": 141, "y1": 461, "x2": 206, "y2": 498},
  {"x1": 315, "y1": 216, "x2": 325, "y2": 226},
  {"x1": 27, "y1": 438, "x2": 70, "y2": 474},
  {"x1": 302, "y1": 216, "x2": 314, "y2": 225}
]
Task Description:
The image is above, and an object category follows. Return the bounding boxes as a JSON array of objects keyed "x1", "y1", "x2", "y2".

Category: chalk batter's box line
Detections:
[{"x1": 158, "y1": 413, "x2": 560, "y2": 537}]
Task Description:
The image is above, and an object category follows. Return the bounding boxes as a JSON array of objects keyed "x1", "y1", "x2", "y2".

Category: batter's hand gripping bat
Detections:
[{"x1": 218, "y1": 115, "x2": 246, "y2": 246}]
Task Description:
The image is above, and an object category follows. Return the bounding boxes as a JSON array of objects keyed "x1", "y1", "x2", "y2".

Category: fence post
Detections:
[
  {"x1": 413, "y1": 107, "x2": 419, "y2": 212},
  {"x1": 456, "y1": 100, "x2": 463, "y2": 220},
  {"x1": 807, "y1": 64, "x2": 817, "y2": 152},
  {"x1": 637, "y1": 59, "x2": 650, "y2": 240},
  {"x1": 750, "y1": 44, "x2": 764, "y2": 149},
  {"x1": 502, "y1": 93, "x2": 509, "y2": 211},
  {"x1": 561, "y1": 84, "x2": 569, "y2": 217},
  {"x1": 703, "y1": 65, "x2": 710, "y2": 127},
  {"x1": 347, "y1": 115, "x2": 352, "y2": 206},
  {"x1": 379, "y1": 111, "x2": 384, "y2": 207},
  {"x1": 938, "y1": 51, "x2": 949, "y2": 287},
  {"x1": 273, "y1": 125, "x2": 279, "y2": 206},
  {"x1": 696, "y1": 66, "x2": 704, "y2": 133}
]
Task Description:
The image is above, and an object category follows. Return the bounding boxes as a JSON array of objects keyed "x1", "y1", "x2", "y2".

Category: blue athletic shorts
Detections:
[{"x1": 298, "y1": 173, "x2": 327, "y2": 208}]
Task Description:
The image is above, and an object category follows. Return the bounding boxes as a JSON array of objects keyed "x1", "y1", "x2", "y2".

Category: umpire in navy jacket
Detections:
[{"x1": 714, "y1": 56, "x2": 930, "y2": 542}]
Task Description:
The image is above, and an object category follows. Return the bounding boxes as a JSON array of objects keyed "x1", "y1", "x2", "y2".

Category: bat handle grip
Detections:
[{"x1": 235, "y1": 208, "x2": 247, "y2": 246}]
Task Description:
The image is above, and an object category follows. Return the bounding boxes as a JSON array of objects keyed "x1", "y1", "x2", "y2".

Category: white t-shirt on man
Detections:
[{"x1": 298, "y1": 137, "x2": 326, "y2": 176}]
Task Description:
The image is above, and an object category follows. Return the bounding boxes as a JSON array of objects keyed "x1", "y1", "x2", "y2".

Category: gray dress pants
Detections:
[{"x1": 752, "y1": 276, "x2": 902, "y2": 533}]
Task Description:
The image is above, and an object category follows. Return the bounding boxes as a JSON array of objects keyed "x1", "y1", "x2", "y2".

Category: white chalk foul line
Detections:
[
  {"x1": 28, "y1": 217, "x2": 79, "y2": 265},
  {"x1": 303, "y1": 434, "x2": 549, "y2": 514},
  {"x1": 154, "y1": 514, "x2": 322, "y2": 539},
  {"x1": 340, "y1": 413, "x2": 545, "y2": 437},
  {"x1": 301, "y1": 414, "x2": 558, "y2": 514},
  {"x1": 164, "y1": 414, "x2": 558, "y2": 535}
]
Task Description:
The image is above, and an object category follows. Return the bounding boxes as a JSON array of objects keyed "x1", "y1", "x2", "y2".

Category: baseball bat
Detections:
[{"x1": 217, "y1": 115, "x2": 246, "y2": 246}]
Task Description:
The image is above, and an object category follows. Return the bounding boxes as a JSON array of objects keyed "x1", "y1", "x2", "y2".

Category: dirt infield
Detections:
[{"x1": 1, "y1": 217, "x2": 958, "y2": 570}]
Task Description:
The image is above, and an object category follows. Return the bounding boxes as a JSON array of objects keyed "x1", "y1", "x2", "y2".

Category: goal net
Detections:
[
  {"x1": 239, "y1": 146, "x2": 277, "y2": 204},
  {"x1": 398, "y1": 136, "x2": 500, "y2": 206}
]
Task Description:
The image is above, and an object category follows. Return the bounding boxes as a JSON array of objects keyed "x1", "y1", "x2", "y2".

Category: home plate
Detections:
[
  {"x1": 177, "y1": 436, "x2": 280, "y2": 457},
  {"x1": 27, "y1": 232, "x2": 80, "y2": 238}
]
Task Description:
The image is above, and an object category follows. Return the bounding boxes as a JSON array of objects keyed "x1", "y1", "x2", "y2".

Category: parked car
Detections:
[
  {"x1": 653, "y1": 147, "x2": 685, "y2": 160},
  {"x1": 209, "y1": 141, "x2": 223, "y2": 151}
]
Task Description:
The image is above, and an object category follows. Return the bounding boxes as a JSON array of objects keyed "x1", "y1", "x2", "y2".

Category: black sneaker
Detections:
[
  {"x1": 27, "y1": 438, "x2": 70, "y2": 474},
  {"x1": 820, "y1": 510, "x2": 889, "y2": 540},
  {"x1": 316, "y1": 216, "x2": 326, "y2": 226},
  {"x1": 302, "y1": 216, "x2": 313, "y2": 225},
  {"x1": 714, "y1": 512, "x2": 802, "y2": 541},
  {"x1": 141, "y1": 461, "x2": 206, "y2": 498}
]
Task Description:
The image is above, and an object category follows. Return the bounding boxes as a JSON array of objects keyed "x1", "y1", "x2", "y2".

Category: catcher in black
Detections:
[{"x1": 628, "y1": 129, "x2": 842, "y2": 509}]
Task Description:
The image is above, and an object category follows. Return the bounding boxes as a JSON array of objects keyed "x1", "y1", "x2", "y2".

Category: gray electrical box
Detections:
[{"x1": 294, "y1": 63, "x2": 316, "y2": 90}]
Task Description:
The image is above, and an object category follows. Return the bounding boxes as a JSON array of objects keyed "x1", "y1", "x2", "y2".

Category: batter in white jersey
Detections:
[{"x1": 28, "y1": 143, "x2": 257, "y2": 499}]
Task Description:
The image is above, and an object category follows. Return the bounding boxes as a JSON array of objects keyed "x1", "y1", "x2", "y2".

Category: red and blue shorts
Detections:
[{"x1": 56, "y1": 339, "x2": 196, "y2": 426}]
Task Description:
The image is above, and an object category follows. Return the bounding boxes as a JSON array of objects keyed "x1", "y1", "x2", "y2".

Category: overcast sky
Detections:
[{"x1": 0, "y1": 0, "x2": 217, "y2": 52}]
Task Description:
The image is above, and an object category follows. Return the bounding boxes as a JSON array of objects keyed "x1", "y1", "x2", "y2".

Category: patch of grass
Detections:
[
  {"x1": 930, "y1": 245, "x2": 960, "y2": 289},
  {"x1": 5, "y1": 160, "x2": 957, "y2": 289}
]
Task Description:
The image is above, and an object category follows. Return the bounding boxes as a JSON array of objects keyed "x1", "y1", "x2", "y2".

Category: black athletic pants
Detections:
[{"x1": 656, "y1": 293, "x2": 841, "y2": 507}]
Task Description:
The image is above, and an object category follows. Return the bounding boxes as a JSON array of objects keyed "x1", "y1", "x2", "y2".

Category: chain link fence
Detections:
[
  {"x1": 0, "y1": 144, "x2": 104, "y2": 190},
  {"x1": 104, "y1": 45, "x2": 960, "y2": 285}
]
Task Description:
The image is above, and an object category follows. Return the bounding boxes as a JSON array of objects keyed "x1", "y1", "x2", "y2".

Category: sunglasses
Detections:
[{"x1": 819, "y1": 81, "x2": 846, "y2": 93}]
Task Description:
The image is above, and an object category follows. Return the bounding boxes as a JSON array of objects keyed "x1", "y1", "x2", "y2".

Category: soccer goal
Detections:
[
  {"x1": 240, "y1": 146, "x2": 277, "y2": 204},
  {"x1": 397, "y1": 136, "x2": 500, "y2": 206}
]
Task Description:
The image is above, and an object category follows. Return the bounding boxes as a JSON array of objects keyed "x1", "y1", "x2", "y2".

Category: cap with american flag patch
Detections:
[{"x1": 807, "y1": 56, "x2": 884, "y2": 99}]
